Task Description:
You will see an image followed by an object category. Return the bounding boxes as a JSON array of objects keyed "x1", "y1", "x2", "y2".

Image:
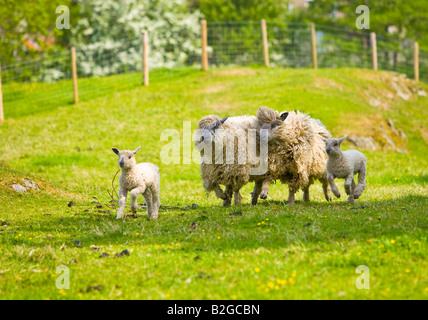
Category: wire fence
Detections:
[{"x1": 1, "y1": 21, "x2": 426, "y2": 120}]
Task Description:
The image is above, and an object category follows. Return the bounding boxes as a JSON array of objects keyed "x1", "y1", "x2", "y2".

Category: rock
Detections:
[
  {"x1": 229, "y1": 211, "x2": 243, "y2": 216},
  {"x1": 391, "y1": 81, "x2": 410, "y2": 100},
  {"x1": 86, "y1": 285, "x2": 103, "y2": 292},
  {"x1": 99, "y1": 252, "x2": 109, "y2": 258},
  {"x1": 417, "y1": 89, "x2": 427, "y2": 96},
  {"x1": 68, "y1": 201, "x2": 76, "y2": 207},
  {"x1": 23, "y1": 179, "x2": 40, "y2": 190},
  {"x1": 348, "y1": 136, "x2": 378, "y2": 151},
  {"x1": 74, "y1": 240, "x2": 82, "y2": 247},
  {"x1": 90, "y1": 245, "x2": 100, "y2": 251},
  {"x1": 192, "y1": 204, "x2": 199, "y2": 208},
  {"x1": 12, "y1": 184, "x2": 27, "y2": 193}
]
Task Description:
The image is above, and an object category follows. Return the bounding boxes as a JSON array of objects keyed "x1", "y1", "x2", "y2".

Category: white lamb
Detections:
[
  {"x1": 111, "y1": 147, "x2": 160, "y2": 219},
  {"x1": 322, "y1": 135, "x2": 367, "y2": 204}
]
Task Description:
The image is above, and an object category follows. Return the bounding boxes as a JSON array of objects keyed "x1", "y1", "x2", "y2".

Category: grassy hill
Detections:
[{"x1": 0, "y1": 67, "x2": 427, "y2": 299}]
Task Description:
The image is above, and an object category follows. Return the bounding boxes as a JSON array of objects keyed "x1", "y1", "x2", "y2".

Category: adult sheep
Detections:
[
  {"x1": 194, "y1": 114, "x2": 266, "y2": 206},
  {"x1": 251, "y1": 106, "x2": 332, "y2": 206}
]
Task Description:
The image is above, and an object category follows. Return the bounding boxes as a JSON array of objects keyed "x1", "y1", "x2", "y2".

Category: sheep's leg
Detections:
[
  {"x1": 302, "y1": 185, "x2": 310, "y2": 202},
  {"x1": 320, "y1": 176, "x2": 332, "y2": 201},
  {"x1": 260, "y1": 178, "x2": 273, "y2": 200},
  {"x1": 288, "y1": 186, "x2": 297, "y2": 206},
  {"x1": 149, "y1": 186, "x2": 160, "y2": 219},
  {"x1": 251, "y1": 180, "x2": 263, "y2": 205},
  {"x1": 223, "y1": 185, "x2": 233, "y2": 207},
  {"x1": 130, "y1": 186, "x2": 146, "y2": 213},
  {"x1": 327, "y1": 173, "x2": 340, "y2": 198},
  {"x1": 143, "y1": 189, "x2": 153, "y2": 217},
  {"x1": 117, "y1": 187, "x2": 128, "y2": 219},
  {"x1": 212, "y1": 182, "x2": 227, "y2": 200},
  {"x1": 233, "y1": 189, "x2": 242, "y2": 206}
]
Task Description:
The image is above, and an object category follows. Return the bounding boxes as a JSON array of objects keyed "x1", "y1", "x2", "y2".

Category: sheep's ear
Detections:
[
  {"x1": 320, "y1": 137, "x2": 327, "y2": 143},
  {"x1": 133, "y1": 146, "x2": 141, "y2": 154},
  {"x1": 280, "y1": 112, "x2": 289, "y2": 120},
  {"x1": 339, "y1": 135, "x2": 348, "y2": 144},
  {"x1": 220, "y1": 116, "x2": 229, "y2": 124},
  {"x1": 112, "y1": 148, "x2": 120, "y2": 155}
]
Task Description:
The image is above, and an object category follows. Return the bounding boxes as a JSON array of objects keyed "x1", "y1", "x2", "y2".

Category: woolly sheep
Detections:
[
  {"x1": 194, "y1": 115, "x2": 263, "y2": 206},
  {"x1": 111, "y1": 147, "x2": 160, "y2": 219},
  {"x1": 322, "y1": 135, "x2": 367, "y2": 204},
  {"x1": 251, "y1": 106, "x2": 332, "y2": 206}
]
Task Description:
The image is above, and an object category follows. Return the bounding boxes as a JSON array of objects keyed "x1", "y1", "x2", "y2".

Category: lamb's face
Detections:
[
  {"x1": 323, "y1": 136, "x2": 347, "y2": 155},
  {"x1": 111, "y1": 147, "x2": 140, "y2": 169}
]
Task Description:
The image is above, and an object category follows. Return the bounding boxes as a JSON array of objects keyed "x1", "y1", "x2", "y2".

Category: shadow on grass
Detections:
[{"x1": 10, "y1": 194, "x2": 427, "y2": 251}]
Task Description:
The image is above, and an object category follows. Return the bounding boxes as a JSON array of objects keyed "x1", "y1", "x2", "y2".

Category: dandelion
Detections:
[
  {"x1": 414, "y1": 240, "x2": 418, "y2": 244},
  {"x1": 58, "y1": 289, "x2": 66, "y2": 296},
  {"x1": 275, "y1": 285, "x2": 280, "y2": 290},
  {"x1": 369, "y1": 239, "x2": 374, "y2": 243},
  {"x1": 257, "y1": 223, "x2": 261, "y2": 226},
  {"x1": 267, "y1": 282, "x2": 274, "y2": 288},
  {"x1": 357, "y1": 252, "x2": 361, "y2": 256},
  {"x1": 405, "y1": 269, "x2": 410, "y2": 273},
  {"x1": 176, "y1": 243, "x2": 179, "y2": 246},
  {"x1": 281, "y1": 279, "x2": 287, "y2": 285},
  {"x1": 266, "y1": 218, "x2": 269, "y2": 221},
  {"x1": 254, "y1": 267, "x2": 260, "y2": 273},
  {"x1": 29, "y1": 237, "x2": 32, "y2": 240},
  {"x1": 136, "y1": 233, "x2": 139, "y2": 236},
  {"x1": 289, "y1": 278, "x2": 295, "y2": 285},
  {"x1": 291, "y1": 272, "x2": 296, "y2": 277},
  {"x1": 264, "y1": 288, "x2": 270, "y2": 293},
  {"x1": 217, "y1": 236, "x2": 221, "y2": 240},
  {"x1": 425, "y1": 287, "x2": 428, "y2": 292},
  {"x1": 19, "y1": 234, "x2": 22, "y2": 237},
  {"x1": 386, "y1": 288, "x2": 390, "y2": 292},
  {"x1": 262, "y1": 221, "x2": 265, "y2": 224},
  {"x1": 202, "y1": 229, "x2": 205, "y2": 232},
  {"x1": 391, "y1": 240, "x2": 396, "y2": 244}
]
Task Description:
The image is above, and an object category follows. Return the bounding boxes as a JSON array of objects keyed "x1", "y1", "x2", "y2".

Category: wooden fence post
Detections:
[
  {"x1": 0, "y1": 66, "x2": 4, "y2": 122},
  {"x1": 370, "y1": 32, "x2": 378, "y2": 71},
  {"x1": 142, "y1": 30, "x2": 149, "y2": 86},
  {"x1": 201, "y1": 20, "x2": 208, "y2": 71},
  {"x1": 310, "y1": 23, "x2": 317, "y2": 69},
  {"x1": 261, "y1": 19, "x2": 270, "y2": 68},
  {"x1": 71, "y1": 47, "x2": 79, "y2": 104},
  {"x1": 414, "y1": 42, "x2": 419, "y2": 82}
]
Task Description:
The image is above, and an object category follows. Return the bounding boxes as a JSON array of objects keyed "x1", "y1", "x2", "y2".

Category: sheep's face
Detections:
[
  {"x1": 199, "y1": 117, "x2": 229, "y2": 145},
  {"x1": 111, "y1": 147, "x2": 140, "y2": 169},
  {"x1": 323, "y1": 136, "x2": 347, "y2": 155}
]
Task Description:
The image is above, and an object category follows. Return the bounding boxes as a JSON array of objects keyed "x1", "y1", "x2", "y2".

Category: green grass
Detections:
[{"x1": 0, "y1": 67, "x2": 427, "y2": 300}]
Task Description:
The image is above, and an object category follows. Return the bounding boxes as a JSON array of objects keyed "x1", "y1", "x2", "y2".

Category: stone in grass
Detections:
[
  {"x1": 229, "y1": 211, "x2": 242, "y2": 216},
  {"x1": 90, "y1": 245, "x2": 100, "y2": 251},
  {"x1": 23, "y1": 179, "x2": 40, "y2": 191},
  {"x1": 68, "y1": 201, "x2": 76, "y2": 207},
  {"x1": 12, "y1": 184, "x2": 27, "y2": 193},
  {"x1": 115, "y1": 249, "x2": 130, "y2": 258},
  {"x1": 86, "y1": 285, "x2": 103, "y2": 292},
  {"x1": 99, "y1": 252, "x2": 109, "y2": 258},
  {"x1": 74, "y1": 240, "x2": 82, "y2": 247}
]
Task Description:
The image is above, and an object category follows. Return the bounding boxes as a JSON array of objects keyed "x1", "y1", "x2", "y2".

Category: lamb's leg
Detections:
[
  {"x1": 143, "y1": 189, "x2": 153, "y2": 218},
  {"x1": 130, "y1": 186, "x2": 146, "y2": 213},
  {"x1": 344, "y1": 175, "x2": 355, "y2": 204},
  {"x1": 260, "y1": 178, "x2": 273, "y2": 200},
  {"x1": 117, "y1": 187, "x2": 127, "y2": 219},
  {"x1": 149, "y1": 186, "x2": 160, "y2": 219},
  {"x1": 251, "y1": 180, "x2": 263, "y2": 205},
  {"x1": 354, "y1": 161, "x2": 367, "y2": 199},
  {"x1": 327, "y1": 173, "x2": 340, "y2": 198},
  {"x1": 223, "y1": 185, "x2": 233, "y2": 207},
  {"x1": 302, "y1": 184, "x2": 310, "y2": 202}
]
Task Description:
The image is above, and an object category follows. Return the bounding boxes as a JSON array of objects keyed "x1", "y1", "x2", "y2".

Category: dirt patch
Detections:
[
  {"x1": 314, "y1": 78, "x2": 344, "y2": 91},
  {"x1": 199, "y1": 83, "x2": 227, "y2": 94},
  {"x1": 209, "y1": 103, "x2": 231, "y2": 111},
  {"x1": 212, "y1": 68, "x2": 259, "y2": 77}
]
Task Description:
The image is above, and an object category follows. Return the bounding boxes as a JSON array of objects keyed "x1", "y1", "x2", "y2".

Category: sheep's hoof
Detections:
[
  {"x1": 251, "y1": 198, "x2": 258, "y2": 206},
  {"x1": 260, "y1": 193, "x2": 267, "y2": 200},
  {"x1": 287, "y1": 202, "x2": 295, "y2": 206},
  {"x1": 222, "y1": 200, "x2": 231, "y2": 207},
  {"x1": 354, "y1": 195, "x2": 360, "y2": 199},
  {"x1": 150, "y1": 214, "x2": 159, "y2": 220}
]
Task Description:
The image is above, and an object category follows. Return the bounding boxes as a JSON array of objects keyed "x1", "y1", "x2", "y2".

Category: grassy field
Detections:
[{"x1": 0, "y1": 67, "x2": 427, "y2": 300}]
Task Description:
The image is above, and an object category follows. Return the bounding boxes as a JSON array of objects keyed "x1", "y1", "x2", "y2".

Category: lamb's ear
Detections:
[
  {"x1": 133, "y1": 146, "x2": 141, "y2": 154},
  {"x1": 280, "y1": 112, "x2": 289, "y2": 120},
  {"x1": 111, "y1": 148, "x2": 120, "y2": 155},
  {"x1": 220, "y1": 116, "x2": 229, "y2": 124},
  {"x1": 339, "y1": 135, "x2": 348, "y2": 144}
]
